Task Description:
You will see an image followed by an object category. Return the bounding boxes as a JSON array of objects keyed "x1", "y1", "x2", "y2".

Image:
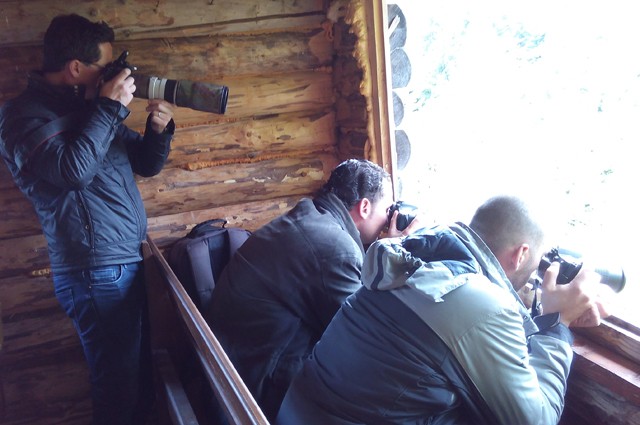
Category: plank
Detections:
[
  {"x1": 564, "y1": 370, "x2": 640, "y2": 425},
  {"x1": 0, "y1": 0, "x2": 325, "y2": 46},
  {"x1": 0, "y1": 274, "x2": 57, "y2": 316},
  {"x1": 0, "y1": 234, "x2": 49, "y2": 278},
  {"x1": 0, "y1": 303, "x2": 78, "y2": 364},
  {"x1": 116, "y1": 70, "x2": 334, "y2": 127},
  {"x1": 163, "y1": 109, "x2": 336, "y2": 169},
  {"x1": 0, "y1": 28, "x2": 334, "y2": 101},
  {"x1": 123, "y1": 29, "x2": 333, "y2": 79},
  {"x1": 146, "y1": 194, "x2": 303, "y2": 249},
  {"x1": 0, "y1": 346, "x2": 91, "y2": 425},
  {"x1": 138, "y1": 153, "x2": 337, "y2": 217}
]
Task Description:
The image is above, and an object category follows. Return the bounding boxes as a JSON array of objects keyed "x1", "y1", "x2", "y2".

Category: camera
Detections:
[
  {"x1": 536, "y1": 247, "x2": 626, "y2": 293},
  {"x1": 388, "y1": 201, "x2": 418, "y2": 231},
  {"x1": 102, "y1": 50, "x2": 138, "y2": 82},
  {"x1": 102, "y1": 50, "x2": 229, "y2": 115}
]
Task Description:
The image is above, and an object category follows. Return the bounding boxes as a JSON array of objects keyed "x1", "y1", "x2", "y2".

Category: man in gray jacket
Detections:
[
  {"x1": 277, "y1": 195, "x2": 610, "y2": 425},
  {"x1": 207, "y1": 158, "x2": 420, "y2": 421}
]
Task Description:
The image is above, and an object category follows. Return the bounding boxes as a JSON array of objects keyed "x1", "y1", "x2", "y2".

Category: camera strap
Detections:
[{"x1": 531, "y1": 283, "x2": 542, "y2": 318}]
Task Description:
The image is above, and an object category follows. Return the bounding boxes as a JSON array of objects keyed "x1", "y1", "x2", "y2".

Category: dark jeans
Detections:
[{"x1": 53, "y1": 262, "x2": 154, "y2": 425}]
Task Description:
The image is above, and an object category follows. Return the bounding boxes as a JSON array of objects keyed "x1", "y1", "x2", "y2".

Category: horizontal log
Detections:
[
  {"x1": 0, "y1": 271, "x2": 75, "y2": 366},
  {"x1": 0, "y1": 174, "x2": 43, "y2": 239},
  {"x1": 119, "y1": 71, "x2": 335, "y2": 129},
  {"x1": 0, "y1": 345, "x2": 91, "y2": 425},
  {"x1": 139, "y1": 153, "x2": 337, "y2": 218},
  {"x1": 571, "y1": 335, "x2": 640, "y2": 404},
  {"x1": 0, "y1": 0, "x2": 325, "y2": 46},
  {"x1": 164, "y1": 109, "x2": 336, "y2": 169},
  {"x1": 0, "y1": 274, "x2": 57, "y2": 317},
  {"x1": 124, "y1": 29, "x2": 333, "y2": 80},
  {"x1": 565, "y1": 370, "x2": 640, "y2": 425},
  {"x1": 133, "y1": 14, "x2": 325, "y2": 42},
  {"x1": 0, "y1": 303, "x2": 78, "y2": 364},
  {"x1": 147, "y1": 194, "x2": 303, "y2": 249},
  {"x1": 574, "y1": 320, "x2": 640, "y2": 366},
  {"x1": 0, "y1": 234, "x2": 49, "y2": 278},
  {"x1": 0, "y1": 29, "x2": 333, "y2": 101}
]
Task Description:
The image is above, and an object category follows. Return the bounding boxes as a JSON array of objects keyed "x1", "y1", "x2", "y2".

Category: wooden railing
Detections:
[
  {"x1": 141, "y1": 232, "x2": 640, "y2": 425},
  {"x1": 142, "y1": 236, "x2": 269, "y2": 425}
]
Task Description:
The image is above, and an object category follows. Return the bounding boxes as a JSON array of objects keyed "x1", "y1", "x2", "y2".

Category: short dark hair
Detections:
[
  {"x1": 319, "y1": 159, "x2": 391, "y2": 210},
  {"x1": 42, "y1": 14, "x2": 115, "y2": 72},
  {"x1": 469, "y1": 195, "x2": 545, "y2": 256}
]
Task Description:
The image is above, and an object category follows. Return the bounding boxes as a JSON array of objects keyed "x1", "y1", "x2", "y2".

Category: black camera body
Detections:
[
  {"x1": 102, "y1": 50, "x2": 137, "y2": 82},
  {"x1": 537, "y1": 248, "x2": 582, "y2": 285},
  {"x1": 388, "y1": 201, "x2": 417, "y2": 231},
  {"x1": 100, "y1": 50, "x2": 229, "y2": 114},
  {"x1": 536, "y1": 247, "x2": 625, "y2": 293}
]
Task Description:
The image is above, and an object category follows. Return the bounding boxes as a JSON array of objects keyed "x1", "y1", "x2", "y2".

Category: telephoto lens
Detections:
[
  {"x1": 133, "y1": 74, "x2": 229, "y2": 115},
  {"x1": 101, "y1": 51, "x2": 229, "y2": 114},
  {"x1": 537, "y1": 248, "x2": 626, "y2": 293}
]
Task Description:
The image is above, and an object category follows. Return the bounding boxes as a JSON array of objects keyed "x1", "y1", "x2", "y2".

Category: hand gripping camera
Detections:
[
  {"x1": 387, "y1": 201, "x2": 418, "y2": 231},
  {"x1": 102, "y1": 51, "x2": 229, "y2": 114},
  {"x1": 536, "y1": 247, "x2": 626, "y2": 293}
]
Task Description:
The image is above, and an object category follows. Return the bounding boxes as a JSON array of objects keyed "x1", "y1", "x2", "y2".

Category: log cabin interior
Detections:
[{"x1": 0, "y1": 1, "x2": 638, "y2": 424}]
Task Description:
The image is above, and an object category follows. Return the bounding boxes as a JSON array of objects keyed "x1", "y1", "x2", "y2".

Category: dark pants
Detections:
[{"x1": 53, "y1": 262, "x2": 154, "y2": 425}]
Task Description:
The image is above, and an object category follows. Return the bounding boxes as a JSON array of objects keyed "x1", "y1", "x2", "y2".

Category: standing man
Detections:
[
  {"x1": 0, "y1": 14, "x2": 175, "y2": 425},
  {"x1": 206, "y1": 158, "x2": 421, "y2": 420},
  {"x1": 277, "y1": 195, "x2": 611, "y2": 425}
]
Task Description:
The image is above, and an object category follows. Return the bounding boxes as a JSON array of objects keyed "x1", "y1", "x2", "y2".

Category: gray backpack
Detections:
[{"x1": 168, "y1": 218, "x2": 251, "y2": 311}]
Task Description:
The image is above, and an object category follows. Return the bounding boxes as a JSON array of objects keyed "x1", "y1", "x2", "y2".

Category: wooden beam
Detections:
[
  {"x1": 144, "y1": 237, "x2": 269, "y2": 424},
  {"x1": 356, "y1": 0, "x2": 396, "y2": 188},
  {"x1": 146, "y1": 195, "x2": 302, "y2": 249},
  {"x1": 0, "y1": 0, "x2": 326, "y2": 47},
  {"x1": 562, "y1": 333, "x2": 640, "y2": 425}
]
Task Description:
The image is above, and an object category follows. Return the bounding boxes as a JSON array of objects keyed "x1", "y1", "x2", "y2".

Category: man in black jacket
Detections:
[
  {"x1": 206, "y1": 158, "x2": 421, "y2": 421},
  {"x1": 0, "y1": 14, "x2": 175, "y2": 425}
]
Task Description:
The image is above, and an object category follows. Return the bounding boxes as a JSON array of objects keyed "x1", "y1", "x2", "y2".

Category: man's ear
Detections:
[
  {"x1": 358, "y1": 197, "x2": 372, "y2": 218},
  {"x1": 67, "y1": 59, "x2": 83, "y2": 79},
  {"x1": 513, "y1": 243, "x2": 530, "y2": 271},
  {"x1": 349, "y1": 198, "x2": 371, "y2": 224}
]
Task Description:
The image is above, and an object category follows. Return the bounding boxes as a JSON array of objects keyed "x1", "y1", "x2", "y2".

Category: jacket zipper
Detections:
[{"x1": 76, "y1": 191, "x2": 94, "y2": 249}]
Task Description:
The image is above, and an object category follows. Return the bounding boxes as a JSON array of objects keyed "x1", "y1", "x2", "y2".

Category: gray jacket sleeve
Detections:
[{"x1": 441, "y1": 277, "x2": 573, "y2": 425}]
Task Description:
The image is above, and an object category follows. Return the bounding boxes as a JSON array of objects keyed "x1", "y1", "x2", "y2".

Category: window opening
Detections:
[{"x1": 387, "y1": 1, "x2": 639, "y2": 325}]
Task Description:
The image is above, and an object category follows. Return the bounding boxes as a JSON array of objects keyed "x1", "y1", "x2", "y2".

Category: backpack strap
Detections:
[
  {"x1": 15, "y1": 112, "x2": 82, "y2": 171},
  {"x1": 228, "y1": 228, "x2": 250, "y2": 256},
  {"x1": 187, "y1": 218, "x2": 227, "y2": 238},
  {"x1": 186, "y1": 238, "x2": 217, "y2": 310}
]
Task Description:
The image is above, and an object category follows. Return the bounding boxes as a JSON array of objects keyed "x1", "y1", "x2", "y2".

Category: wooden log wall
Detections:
[{"x1": 0, "y1": 1, "x2": 377, "y2": 424}]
